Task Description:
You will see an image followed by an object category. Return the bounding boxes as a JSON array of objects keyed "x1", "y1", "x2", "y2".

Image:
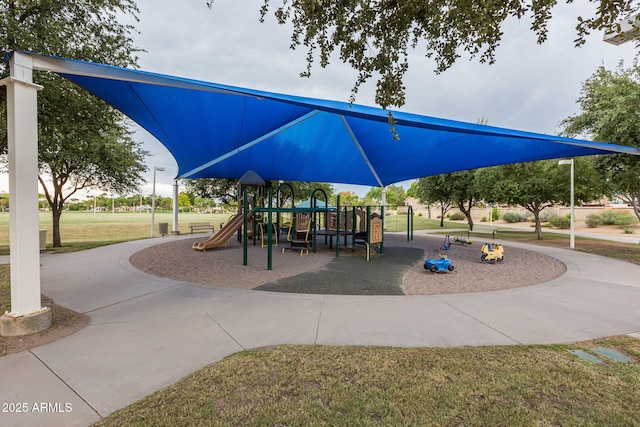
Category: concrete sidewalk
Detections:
[{"x1": 1, "y1": 233, "x2": 640, "y2": 426}]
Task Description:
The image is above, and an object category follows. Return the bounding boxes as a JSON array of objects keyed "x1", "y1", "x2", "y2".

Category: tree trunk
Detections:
[
  {"x1": 439, "y1": 206, "x2": 445, "y2": 227},
  {"x1": 632, "y1": 194, "x2": 640, "y2": 223},
  {"x1": 533, "y1": 212, "x2": 543, "y2": 240},
  {"x1": 52, "y1": 204, "x2": 63, "y2": 247},
  {"x1": 457, "y1": 197, "x2": 474, "y2": 231},
  {"x1": 464, "y1": 211, "x2": 474, "y2": 231}
]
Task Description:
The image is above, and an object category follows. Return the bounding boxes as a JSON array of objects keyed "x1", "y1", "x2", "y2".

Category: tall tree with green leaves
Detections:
[
  {"x1": 412, "y1": 175, "x2": 454, "y2": 227},
  {"x1": 561, "y1": 61, "x2": 640, "y2": 222},
  {"x1": 0, "y1": 0, "x2": 146, "y2": 247},
  {"x1": 185, "y1": 178, "x2": 334, "y2": 206},
  {"x1": 446, "y1": 170, "x2": 481, "y2": 231},
  {"x1": 476, "y1": 160, "x2": 603, "y2": 239},
  {"x1": 209, "y1": 1, "x2": 639, "y2": 110},
  {"x1": 365, "y1": 184, "x2": 406, "y2": 206}
]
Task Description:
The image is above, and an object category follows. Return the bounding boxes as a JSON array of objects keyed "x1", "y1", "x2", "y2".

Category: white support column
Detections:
[
  {"x1": 1, "y1": 53, "x2": 44, "y2": 316},
  {"x1": 172, "y1": 179, "x2": 180, "y2": 234}
]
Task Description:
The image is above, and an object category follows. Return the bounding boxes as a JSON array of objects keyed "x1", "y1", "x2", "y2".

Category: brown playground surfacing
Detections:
[{"x1": 129, "y1": 233, "x2": 567, "y2": 296}]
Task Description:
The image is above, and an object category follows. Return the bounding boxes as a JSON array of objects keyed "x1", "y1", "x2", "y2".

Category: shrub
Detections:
[
  {"x1": 501, "y1": 211, "x2": 521, "y2": 223},
  {"x1": 521, "y1": 211, "x2": 533, "y2": 221},
  {"x1": 539, "y1": 210, "x2": 557, "y2": 222},
  {"x1": 491, "y1": 206, "x2": 500, "y2": 222},
  {"x1": 613, "y1": 213, "x2": 639, "y2": 228},
  {"x1": 481, "y1": 216, "x2": 487, "y2": 222},
  {"x1": 448, "y1": 212, "x2": 466, "y2": 221},
  {"x1": 598, "y1": 210, "x2": 639, "y2": 230},
  {"x1": 585, "y1": 214, "x2": 602, "y2": 228},
  {"x1": 599, "y1": 210, "x2": 621, "y2": 225},
  {"x1": 549, "y1": 214, "x2": 571, "y2": 229}
]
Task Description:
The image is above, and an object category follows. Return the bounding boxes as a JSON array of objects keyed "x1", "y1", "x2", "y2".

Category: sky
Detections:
[{"x1": 2, "y1": 1, "x2": 639, "y2": 199}]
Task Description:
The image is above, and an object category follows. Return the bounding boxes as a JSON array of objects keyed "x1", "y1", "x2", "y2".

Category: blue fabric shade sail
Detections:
[{"x1": 14, "y1": 51, "x2": 640, "y2": 187}]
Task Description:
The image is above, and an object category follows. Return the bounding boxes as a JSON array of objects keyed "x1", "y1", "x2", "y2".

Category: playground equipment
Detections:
[
  {"x1": 228, "y1": 174, "x2": 414, "y2": 270},
  {"x1": 454, "y1": 236, "x2": 472, "y2": 245},
  {"x1": 192, "y1": 211, "x2": 254, "y2": 251},
  {"x1": 282, "y1": 212, "x2": 312, "y2": 255},
  {"x1": 424, "y1": 254, "x2": 454, "y2": 273},
  {"x1": 481, "y1": 242, "x2": 504, "y2": 263},
  {"x1": 439, "y1": 235, "x2": 453, "y2": 252}
]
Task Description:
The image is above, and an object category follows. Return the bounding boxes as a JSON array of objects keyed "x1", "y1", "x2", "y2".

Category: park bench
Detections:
[
  {"x1": 467, "y1": 226, "x2": 498, "y2": 239},
  {"x1": 189, "y1": 222, "x2": 215, "y2": 234},
  {"x1": 468, "y1": 226, "x2": 536, "y2": 240},
  {"x1": 492, "y1": 228, "x2": 536, "y2": 238}
]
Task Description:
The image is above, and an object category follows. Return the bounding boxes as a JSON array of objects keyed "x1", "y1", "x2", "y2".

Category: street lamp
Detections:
[
  {"x1": 603, "y1": 14, "x2": 639, "y2": 45},
  {"x1": 151, "y1": 166, "x2": 165, "y2": 237},
  {"x1": 558, "y1": 159, "x2": 575, "y2": 249}
]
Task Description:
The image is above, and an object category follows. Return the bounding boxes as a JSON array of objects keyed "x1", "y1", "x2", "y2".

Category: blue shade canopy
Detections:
[{"x1": 13, "y1": 51, "x2": 640, "y2": 187}]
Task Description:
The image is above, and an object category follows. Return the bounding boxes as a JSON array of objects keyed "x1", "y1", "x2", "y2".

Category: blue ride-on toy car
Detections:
[{"x1": 424, "y1": 254, "x2": 455, "y2": 273}]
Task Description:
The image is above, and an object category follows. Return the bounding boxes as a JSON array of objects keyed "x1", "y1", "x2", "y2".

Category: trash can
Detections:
[
  {"x1": 39, "y1": 229, "x2": 47, "y2": 251},
  {"x1": 158, "y1": 223, "x2": 169, "y2": 236}
]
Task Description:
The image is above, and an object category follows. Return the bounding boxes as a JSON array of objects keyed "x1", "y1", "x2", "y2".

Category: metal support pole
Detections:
[
  {"x1": 267, "y1": 188, "x2": 273, "y2": 271},
  {"x1": 172, "y1": 179, "x2": 179, "y2": 234},
  {"x1": 336, "y1": 195, "x2": 341, "y2": 258},
  {"x1": 151, "y1": 166, "x2": 164, "y2": 237},
  {"x1": 570, "y1": 159, "x2": 575, "y2": 249},
  {"x1": 380, "y1": 204, "x2": 385, "y2": 254},
  {"x1": 243, "y1": 190, "x2": 248, "y2": 266},
  {"x1": 558, "y1": 159, "x2": 575, "y2": 249}
]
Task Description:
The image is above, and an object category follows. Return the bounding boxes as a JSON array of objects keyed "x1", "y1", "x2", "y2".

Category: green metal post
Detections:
[
  {"x1": 380, "y1": 204, "x2": 385, "y2": 254},
  {"x1": 336, "y1": 195, "x2": 341, "y2": 258},
  {"x1": 243, "y1": 190, "x2": 248, "y2": 266},
  {"x1": 351, "y1": 207, "x2": 357, "y2": 251},
  {"x1": 267, "y1": 188, "x2": 273, "y2": 270},
  {"x1": 366, "y1": 206, "x2": 371, "y2": 261}
]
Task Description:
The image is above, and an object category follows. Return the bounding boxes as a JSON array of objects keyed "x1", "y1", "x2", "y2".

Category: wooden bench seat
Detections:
[{"x1": 189, "y1": 222, "x2": 215, "y2": 234}]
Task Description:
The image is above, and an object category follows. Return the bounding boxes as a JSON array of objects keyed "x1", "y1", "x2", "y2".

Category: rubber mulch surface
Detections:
[{"x1": 254, "y1": 246, "x2": 424, "y2": 295}]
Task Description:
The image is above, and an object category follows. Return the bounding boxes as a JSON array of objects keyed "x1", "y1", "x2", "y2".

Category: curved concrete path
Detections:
[{"x1": 1, "y1": 233, "x2": 639, "y2": 426}]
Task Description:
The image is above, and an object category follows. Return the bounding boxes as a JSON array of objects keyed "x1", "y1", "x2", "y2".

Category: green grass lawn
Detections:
[
  {"x1": 0, "y1": 211, "x2": 232, "y2": 254},
  {"x1": 95, "y1": 337, "x2": 640, "y2": 426},
  {"x1": 2, "y1": 211, "x2": 640, "y2": 424}
]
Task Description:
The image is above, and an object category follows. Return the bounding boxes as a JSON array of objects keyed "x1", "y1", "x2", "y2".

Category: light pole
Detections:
[
  {"x1": 558, "y1": 159, "x2": 575, "y2": 249},
  {"x1": 151, "y1": 166, "x2": 165, "y2": 237},
  {"x1": 603, "y1": 14, "x2": 639, "y2": 45}
]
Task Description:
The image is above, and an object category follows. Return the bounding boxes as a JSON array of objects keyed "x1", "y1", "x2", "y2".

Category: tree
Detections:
[
  {"x1": 339, "y1": 190, "x2": 360, "y2": 206},
  {"x1": 412, "y1": 175, "x2": 454, "y2": 227},
  {"x1": 474, "y1": 160, "x2": 603, "y2": 239},
  {"x1": 448, "y1": 170, "x2": 481, "y2": 231},
  {"x1": 364, "y1": 187, "x2": 382, "y2": 205},
  {"x1": 561, "y1": 61, "x2": 640, "y2": 222},
  {"x1": 365, "y1": 185, "x2": 405, "y2": 206},
  {"x1": 1, "y1": 1, "x2": 146, "y2": 247},
  {"x1": 209, "y1": 1, "x2": 640, "y2": 110},
  {"x1": 185, "y1": 178, "x2": 335, "y2": 206},
  {"x1": 385, "y1": 184, "x2": 407, "y2": 207},
  {"x1": 185, "y1": 178, "x2": 238, "y2": 205},
  {"x1": 178, "y1": 192, "x2": 192, "y2": 211}
]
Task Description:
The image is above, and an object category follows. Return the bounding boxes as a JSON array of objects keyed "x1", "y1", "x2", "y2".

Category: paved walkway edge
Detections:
[{"x1": 1, "y1": 234, "x2": 639, "y2": 426}]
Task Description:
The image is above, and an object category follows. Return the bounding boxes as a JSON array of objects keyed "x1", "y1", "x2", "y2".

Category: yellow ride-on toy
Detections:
[
  {"x1": 454, "y1": 236, "x2": 472, "y2": 245},
  {"x1": 480, "y1": 242, "x2": 504, "y2": 263}
]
